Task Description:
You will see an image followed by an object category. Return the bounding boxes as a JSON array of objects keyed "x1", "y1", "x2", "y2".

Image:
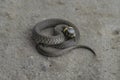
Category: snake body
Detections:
[{"x1": 32, "y1": 19, "x2": 96, "y2": 57}]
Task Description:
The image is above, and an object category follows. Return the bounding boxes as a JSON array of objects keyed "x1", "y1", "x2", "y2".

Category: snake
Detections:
[{"x1": 32, "y1": 18, "x2": 96, "y2": 57}]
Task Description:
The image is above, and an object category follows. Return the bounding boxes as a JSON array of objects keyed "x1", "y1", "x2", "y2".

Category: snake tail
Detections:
[{"x1": 73, "y1": 45, "x2": 96, "y2": 56}]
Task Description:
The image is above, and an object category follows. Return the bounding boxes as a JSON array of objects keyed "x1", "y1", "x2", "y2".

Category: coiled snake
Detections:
[{"x1": 32, "y1": 19, "x2": 96, "y2": 57}]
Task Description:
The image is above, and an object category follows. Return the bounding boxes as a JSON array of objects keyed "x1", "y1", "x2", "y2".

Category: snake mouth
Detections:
[{"x1": 63, "y1": 26, "x2": 76, "y2": 39}]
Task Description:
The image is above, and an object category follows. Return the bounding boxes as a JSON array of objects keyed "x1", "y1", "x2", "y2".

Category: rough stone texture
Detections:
[{"x1": 0, "y1": 0, "x2": 120, "y2": 80}]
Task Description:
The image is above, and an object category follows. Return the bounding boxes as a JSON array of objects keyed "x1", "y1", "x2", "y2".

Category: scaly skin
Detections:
[{"x1": 32, "y1": 18, "x2": 96, "y2": 57}]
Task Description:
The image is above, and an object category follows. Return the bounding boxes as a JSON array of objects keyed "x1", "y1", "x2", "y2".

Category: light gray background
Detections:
[{"x1": 0, "y1": 0, "x2": 120, "y2": 80}]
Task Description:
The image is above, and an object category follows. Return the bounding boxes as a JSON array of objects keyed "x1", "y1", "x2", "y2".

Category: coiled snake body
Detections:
[{"x1": 32, "y1": 19, "x2": 96, "y2": 57}]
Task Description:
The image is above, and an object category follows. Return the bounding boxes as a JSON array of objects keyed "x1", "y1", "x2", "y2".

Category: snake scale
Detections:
[{"x1": 32, "y1": 18, "x2": 96, "y2": 57}]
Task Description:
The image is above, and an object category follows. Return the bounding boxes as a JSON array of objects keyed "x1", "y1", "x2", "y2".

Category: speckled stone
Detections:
[{"x1": 0, "y1": 0, "x2": 120, "y2": 80}]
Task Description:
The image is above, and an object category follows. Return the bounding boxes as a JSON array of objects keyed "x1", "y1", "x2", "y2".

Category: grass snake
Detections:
[{"x1": 32, "y1": 18, "x2": 96, "y2": 57}]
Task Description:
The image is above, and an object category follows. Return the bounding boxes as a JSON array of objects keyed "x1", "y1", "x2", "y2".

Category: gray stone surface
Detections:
[{"x1": 0, "y1": 0, "x2": 120, "y2": 80}]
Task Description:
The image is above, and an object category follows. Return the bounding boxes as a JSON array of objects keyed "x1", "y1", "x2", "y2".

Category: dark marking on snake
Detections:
[{"x1": 32, "y1": 18, "x2": 96, "y2": 57}]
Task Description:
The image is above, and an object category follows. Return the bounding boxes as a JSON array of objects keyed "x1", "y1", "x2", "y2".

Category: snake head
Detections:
[{"x1": 63, "y1": 26, "x2": 76, "y2": 39}]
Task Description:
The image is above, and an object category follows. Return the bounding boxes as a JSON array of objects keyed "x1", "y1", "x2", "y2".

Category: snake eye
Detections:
[{"x1": 63, "y1": 27, "x2": 76, "y2": 39}]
